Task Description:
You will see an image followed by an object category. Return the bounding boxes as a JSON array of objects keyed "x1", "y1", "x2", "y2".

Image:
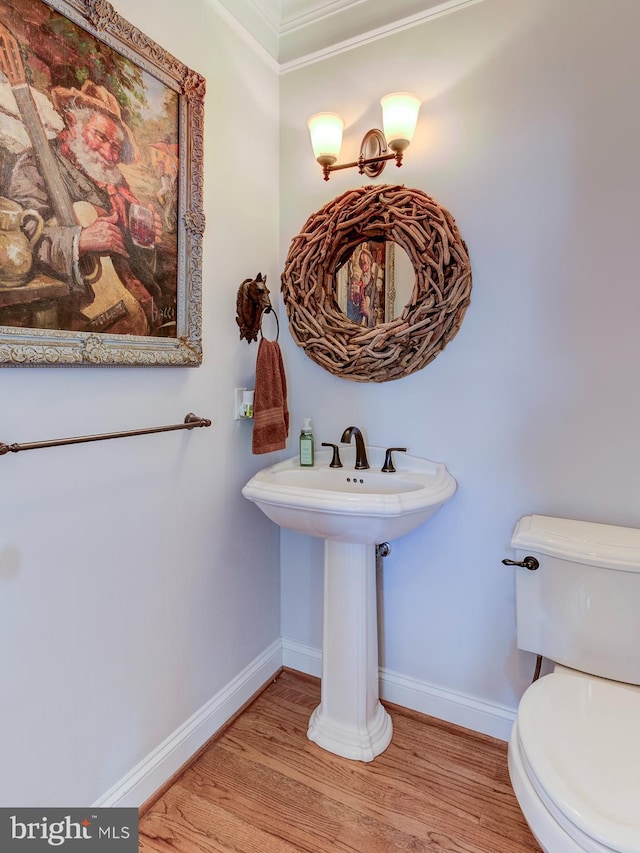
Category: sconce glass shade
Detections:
[
  {"x1": 307, "y1": 112, "x2": 344, "y2": 165},
  {"x1": 380, "y1": 93, "x2": 421, "y2": 152}
]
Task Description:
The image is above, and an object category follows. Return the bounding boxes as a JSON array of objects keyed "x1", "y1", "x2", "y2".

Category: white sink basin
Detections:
[{"x1": 242, "y1": 445, "x2": 456, "y2": 544}]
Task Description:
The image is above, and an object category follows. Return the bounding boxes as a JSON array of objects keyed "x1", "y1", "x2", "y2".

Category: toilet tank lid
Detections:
[{"x1": 511, "y1": 515, "x2": 640, "y2": 572}]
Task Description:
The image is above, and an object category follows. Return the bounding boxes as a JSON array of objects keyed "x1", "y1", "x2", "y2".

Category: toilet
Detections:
[{"x1": 507, "y1": 514, "x2": 640, "y2": 853}]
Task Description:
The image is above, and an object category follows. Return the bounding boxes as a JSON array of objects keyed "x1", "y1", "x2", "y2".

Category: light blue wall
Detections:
[
  {"x1": 278, "y1": 0, "x2": 640, "y2": 725},
  {"x1": 0, "y1": 0, "x2": 281, "y2": 806}
]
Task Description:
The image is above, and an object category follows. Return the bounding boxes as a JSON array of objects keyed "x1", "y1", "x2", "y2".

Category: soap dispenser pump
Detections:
[{"x1": 299, "y1": 418, "x2": 314, "y2": 467}]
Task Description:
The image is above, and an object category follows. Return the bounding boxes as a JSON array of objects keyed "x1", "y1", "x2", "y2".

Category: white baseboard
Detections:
[
  {"x1": 281, "y1": 637, "x2": 322, "y2": 677},
  {"x1": 282, "y1": 638, "x2": 516, "y2": 742},
  {"x1": 380, "y1": 667, "x2": 516, "y2": 741},
  {"x1": 96, "y1": 635, "x2": 515, "y2": 808},
  {"x1": 93, "y1": 639, "x2": 283, "y2": 808}
]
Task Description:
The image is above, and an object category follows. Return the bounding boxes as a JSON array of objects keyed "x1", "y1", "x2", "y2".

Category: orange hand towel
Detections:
[{"x1": 252, "y1": 338, "x2": 289, "y2": 454}]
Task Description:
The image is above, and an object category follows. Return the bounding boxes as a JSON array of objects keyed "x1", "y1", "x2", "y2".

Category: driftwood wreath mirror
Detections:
[{"x1": 281, "y1": 184, "x2": 472, "y2": 382}]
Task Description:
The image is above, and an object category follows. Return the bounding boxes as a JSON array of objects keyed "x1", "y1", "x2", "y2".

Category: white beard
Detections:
[{"x1": 66, "y1": 132, "x2": 124, "y2": 186}]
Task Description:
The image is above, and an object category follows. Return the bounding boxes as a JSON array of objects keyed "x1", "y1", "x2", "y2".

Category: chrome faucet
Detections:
[{"x1": 340, "y1": 425, "x2": 369, "y2": 470}]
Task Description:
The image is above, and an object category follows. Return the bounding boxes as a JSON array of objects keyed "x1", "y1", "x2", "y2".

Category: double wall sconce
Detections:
[{"x1": 308, "y1": 92, "x2": 421, "y2": 181}]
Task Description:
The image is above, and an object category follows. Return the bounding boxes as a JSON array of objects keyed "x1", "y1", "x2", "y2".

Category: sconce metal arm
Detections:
[
  {"x1": 322, "y1": 152, "x2": 401, "y2": 181},
  {"x1": 321, "y1": 128, "x2": 404, "y2": 181}
]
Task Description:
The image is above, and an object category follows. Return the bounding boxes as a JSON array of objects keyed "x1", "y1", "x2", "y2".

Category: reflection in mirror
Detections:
[{"x1": 336, "y1": 241, "x2": 415, "y2": 326}]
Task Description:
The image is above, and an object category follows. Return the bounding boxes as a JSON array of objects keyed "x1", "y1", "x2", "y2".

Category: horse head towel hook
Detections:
[{"x1": 236, "y1": 273, "x2": 272, "y2": 343}]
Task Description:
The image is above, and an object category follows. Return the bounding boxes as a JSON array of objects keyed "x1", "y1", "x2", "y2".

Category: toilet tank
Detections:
[{"x1": 510, "y1": 514, "x2": 640, "y2": 685}]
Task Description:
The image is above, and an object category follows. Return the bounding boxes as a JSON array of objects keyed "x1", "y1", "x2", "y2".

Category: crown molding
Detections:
[
  {"x1": 209, "y1": 0, "x2": 280, "y2": 71},
  {"x1": 280, "y1": 0, "x2": 369, "y2": 33},
  {"x1": 214, "y1": 0, "x2": 485, "y2": 68},
  {"x1": 279, "y1": 0, "x2": 484, "y2": 71},
  {"x1": 213, "y1": 0, "x2": 280, "y2": 61}
]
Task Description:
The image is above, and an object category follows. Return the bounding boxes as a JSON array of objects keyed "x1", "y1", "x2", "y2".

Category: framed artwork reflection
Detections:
[{"x1": 337, "y1": 240, "x2": 395, "y2": 328}]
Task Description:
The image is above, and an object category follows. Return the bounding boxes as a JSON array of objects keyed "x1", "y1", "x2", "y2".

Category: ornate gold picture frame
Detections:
[{"x1": 0, "y1": 0, "x2": 204, "y2": 366}]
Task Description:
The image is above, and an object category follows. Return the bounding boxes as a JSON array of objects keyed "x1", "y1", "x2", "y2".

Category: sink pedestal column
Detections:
[{"x1": 307, "y1": 540, "x2": 392, "y2": 761}]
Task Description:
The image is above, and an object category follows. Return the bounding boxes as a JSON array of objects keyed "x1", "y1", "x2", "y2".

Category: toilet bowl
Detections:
[
  {"x1": 506, "y1": 515, "x2": 640, "y2": 853},
  {"x1": 509, "y1": 667, "x2": 640, "y2": 852}
]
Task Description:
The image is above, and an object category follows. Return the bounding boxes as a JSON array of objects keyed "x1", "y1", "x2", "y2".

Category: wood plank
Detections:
[
  {"x1": 140, "y1": 788, "x2": 307, "y2": 853},
  {"x1": 140, "y1": 670, "x2": 541, "y2": 852},
  {"x1": 0, "y1": 275, "x2": 69, "y2": 307}
]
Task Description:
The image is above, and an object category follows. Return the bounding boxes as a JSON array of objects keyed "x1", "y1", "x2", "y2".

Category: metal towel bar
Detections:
[{"x1": 0, "y1": 412, "x2": 211, "y2": 456}]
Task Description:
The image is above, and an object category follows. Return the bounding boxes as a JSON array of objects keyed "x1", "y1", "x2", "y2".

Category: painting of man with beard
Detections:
[
  {"x1": 8, "y1": 80, "x2": 165, "y2": 335},
  {"x1": 0, "y1": 0, "x2": 188, "y2": 342},
  {"x1": 0, "y1": 0, "x2": 203, "y2": 366}
]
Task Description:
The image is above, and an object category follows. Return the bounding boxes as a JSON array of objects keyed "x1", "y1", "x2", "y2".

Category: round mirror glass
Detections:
[{"x1": 335, "y1": 240, "x2": 415, "y2": 327}]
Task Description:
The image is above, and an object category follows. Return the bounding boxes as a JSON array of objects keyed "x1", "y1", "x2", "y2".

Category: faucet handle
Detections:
[
  {"x1": 381, "y1": 447, "x2": 407, "y2": 473},
  {"x1": 321, "y1": 442, "x2": 343, "y2": 468}
]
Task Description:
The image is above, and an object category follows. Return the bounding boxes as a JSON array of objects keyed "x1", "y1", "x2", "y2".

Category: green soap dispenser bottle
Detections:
[{"x1": 299, "y1": 418, "x2": 314, "y2": 467}]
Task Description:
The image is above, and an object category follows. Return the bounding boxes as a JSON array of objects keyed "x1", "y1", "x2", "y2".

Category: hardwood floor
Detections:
[{"x1": 139, "y1": 670, "x2": 540, "y2": 852}]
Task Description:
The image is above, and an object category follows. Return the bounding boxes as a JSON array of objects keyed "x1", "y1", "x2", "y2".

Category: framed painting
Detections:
[
  {"x1": 336, "y1": 240, "x2": 395, "y2": 328},
  {"x1": 0, "y1": 0, "x2": 204, "y2": 366}
]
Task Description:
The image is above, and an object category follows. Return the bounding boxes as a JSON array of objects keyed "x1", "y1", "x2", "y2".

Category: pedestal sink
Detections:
[{"x1": 242, "y1": 444, "x2": 456, "y2": 761}]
